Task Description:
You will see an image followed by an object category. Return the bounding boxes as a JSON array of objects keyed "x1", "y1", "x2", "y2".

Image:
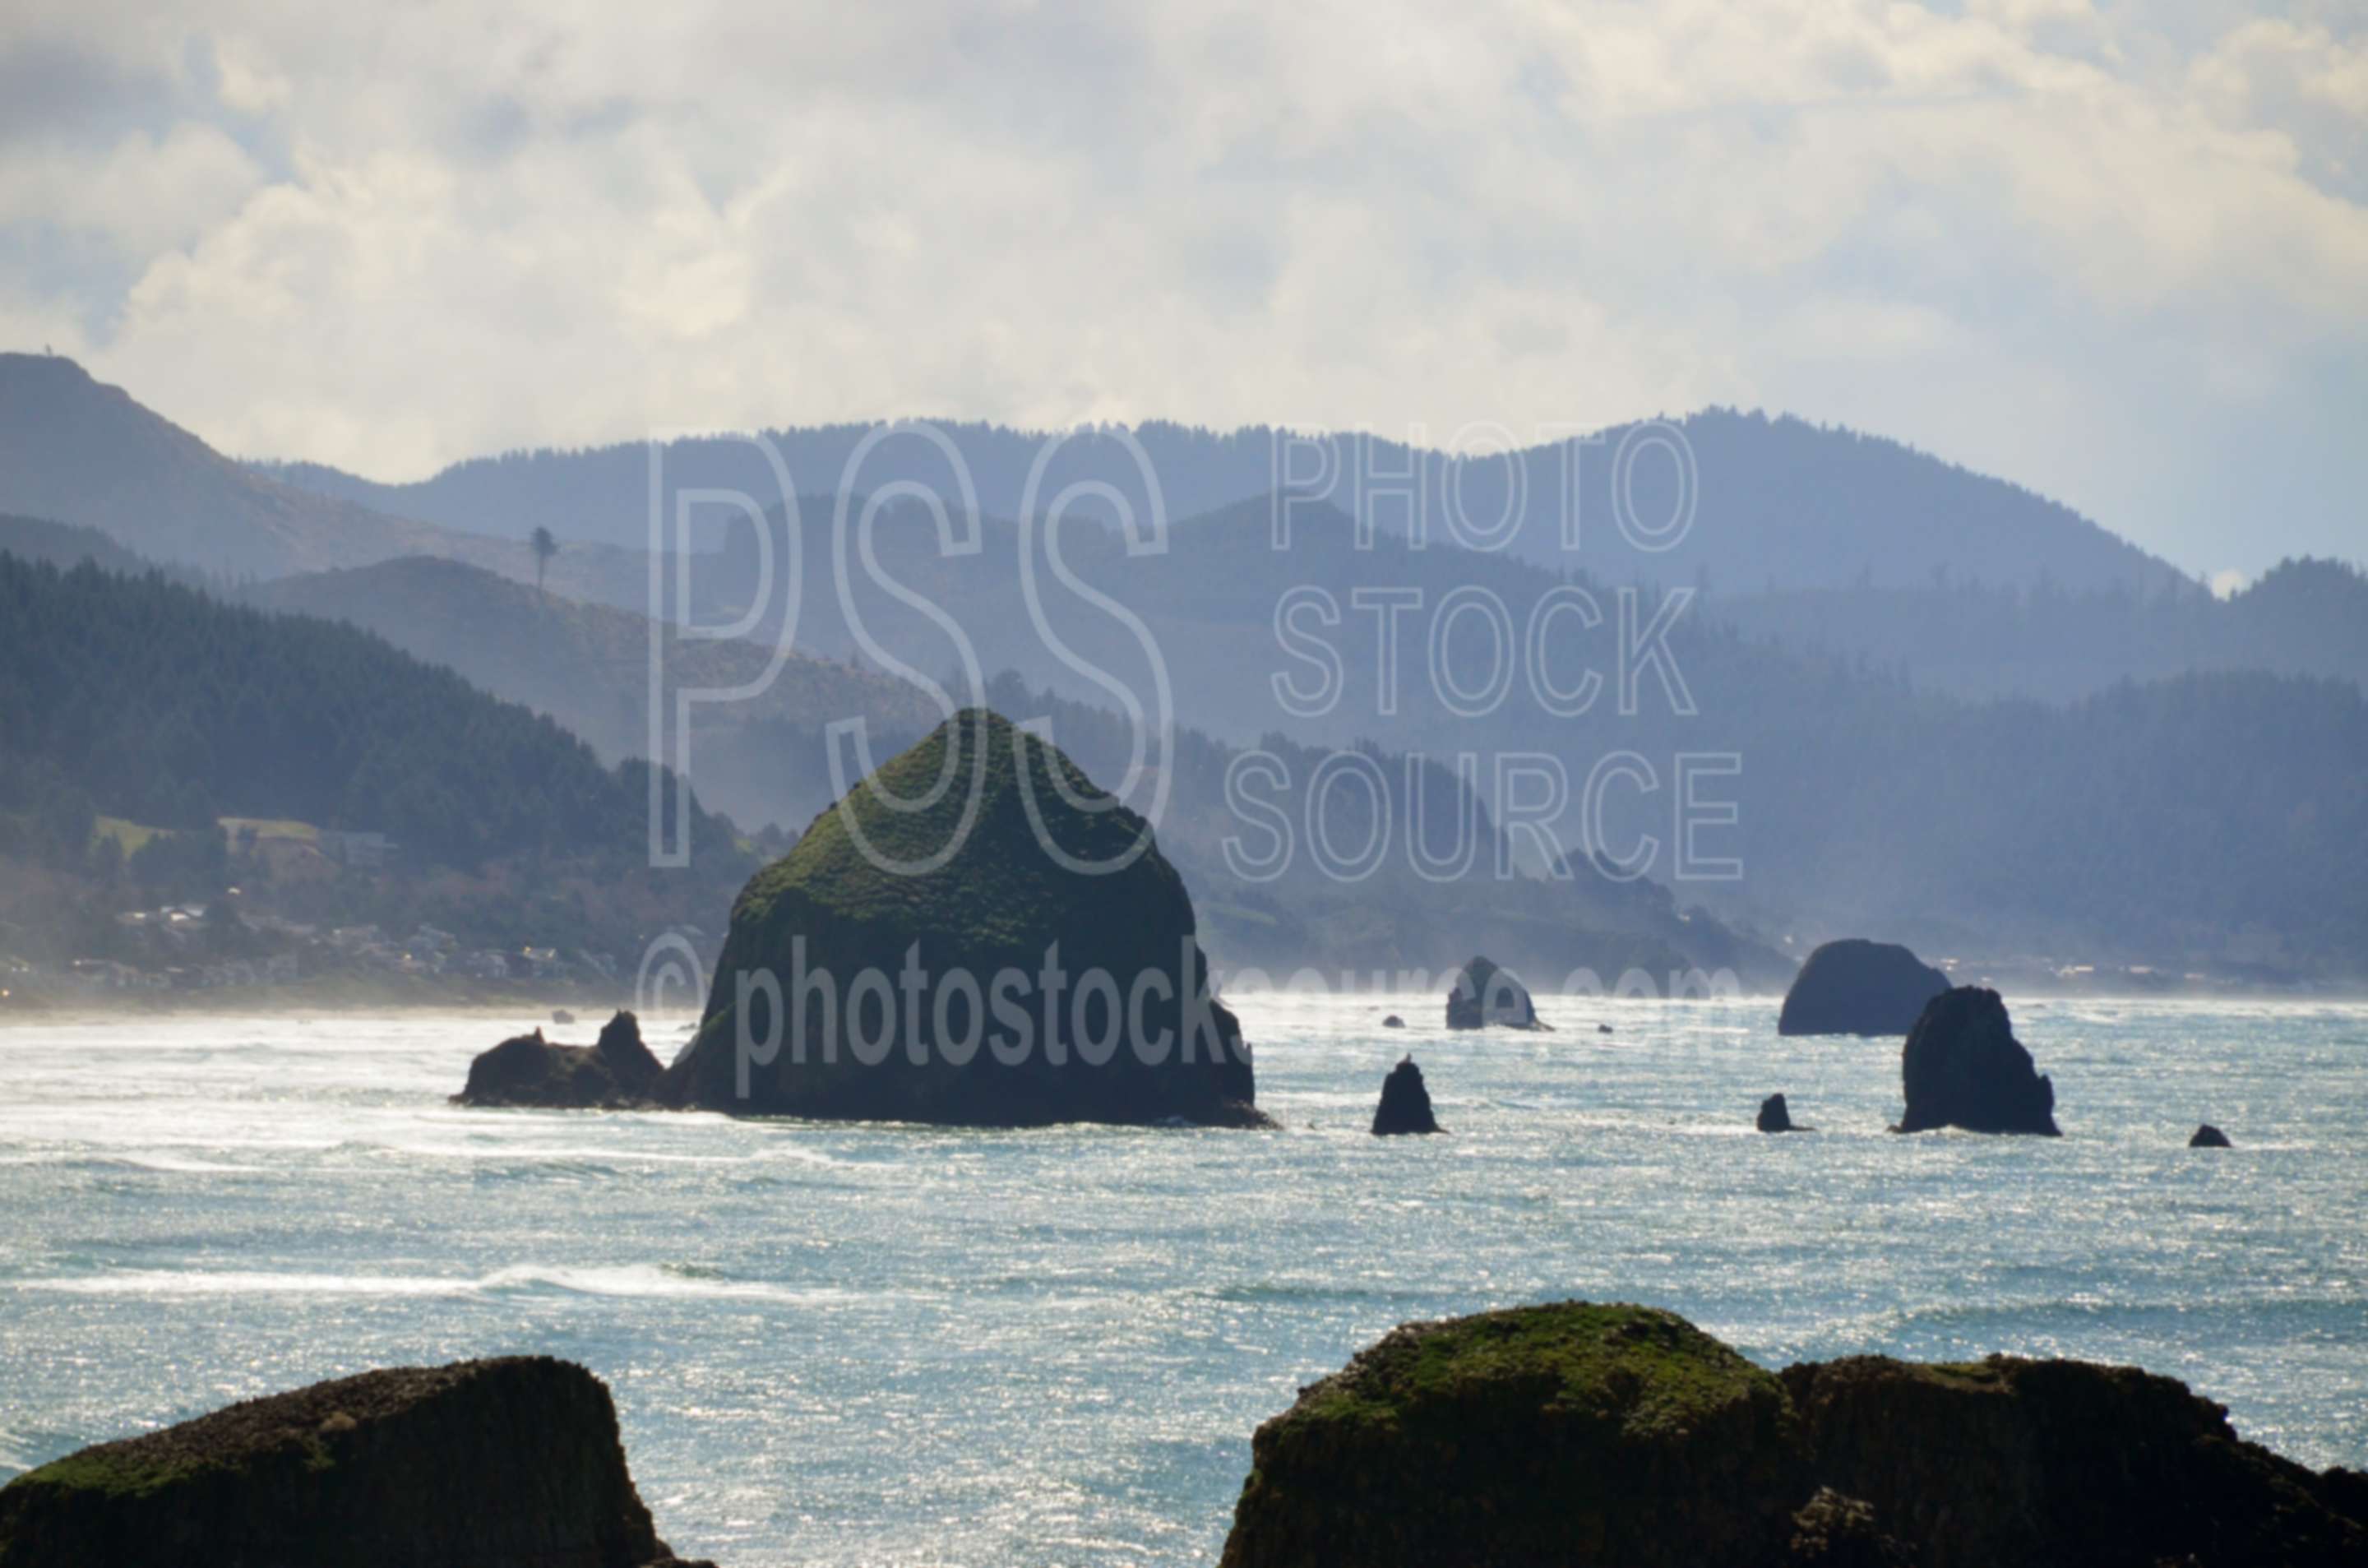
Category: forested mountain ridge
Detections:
[
  {"x1": 0, "y1": 355, "x2": 653, "y2": 600},
  {"x1": 262, "y1": 407, "x2": 2186, "y2": 595},
  {"x1": 0, "y1": 551, "x2": 742, "y2": 868},
  {"x1": 247, "y1": 554, "x2": 941, "y2": 830},
  {"x1": 1709, "y1": 555, "x2": 2368, "y2": 701}
]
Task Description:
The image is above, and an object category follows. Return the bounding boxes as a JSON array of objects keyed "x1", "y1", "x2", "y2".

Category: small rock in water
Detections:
[
  {"x1": 551, "y1": 1007, "x2": 575, "y2": 1025},
  {"x1": 2190, "y1": 1123, "x2": 2232, "y2": 1148},
  {"x1": 1597, "y1": 1023, "x2": 1614, "y2": 1034},
  {"x1": 1371, "y1": 1056, "x2": 1441, "y2": 1136},
  {"x1": 1757, "y1": 1093, "x2": 1801, "y2": 1133},
  {"x1": 1382, "y1": 1015, "x2": 1405, "y2": 1029}
]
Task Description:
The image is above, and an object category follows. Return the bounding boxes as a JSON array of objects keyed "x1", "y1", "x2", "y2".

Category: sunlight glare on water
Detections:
[{"x1": 2, "y1": 994, "x2": 2363, "y2": 1566}]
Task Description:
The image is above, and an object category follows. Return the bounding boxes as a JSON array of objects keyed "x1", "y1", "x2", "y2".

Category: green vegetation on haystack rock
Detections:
[
  {"x1": 664, "y1": 708, "x2": 1265, "y2": 1126},
  {"x1": 1220, "y1": 1303, "x2": 1801, "y2": 1568},
  {"x1": 0, "y1": 1358, "x2": 710, "y2": 1567},
  {"x1": 1221, "y1": 1301, "x2": 2368, "y2": 1568}
]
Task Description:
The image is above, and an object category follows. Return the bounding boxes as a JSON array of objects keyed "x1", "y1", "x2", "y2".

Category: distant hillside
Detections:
[
  {"x1": 1709, "y1": 556, "x2": 2368, "y2": 701},
  {"x1": 248, "y1": 555, "x2": 940, "y2": 830},
  {"x1": 0, "y1": 355, "x2": 656, "y2": 601},
  {"x1": 265, "y1": 409, "x2": 2187, "y2": 595},
  {"x1": 0, "y1": 550, "x2": 740, "y2": 868},
  {"x1": 0, "y1": 513, "x2": 179, "y2": 580}
]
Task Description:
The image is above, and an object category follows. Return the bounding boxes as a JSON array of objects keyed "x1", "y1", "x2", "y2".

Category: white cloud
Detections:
[{"x1": 0, "y1": 0, "x2": 2362, "y2": 572}]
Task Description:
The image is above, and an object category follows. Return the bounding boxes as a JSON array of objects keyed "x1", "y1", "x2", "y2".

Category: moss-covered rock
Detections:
[
  {"x1": 1219, "y1": 1302, "x2": 2368, "y2": 1568},
  {"x1": 0, "y1": 1357, "x2": 708, "y2": 1567},
  {"x1": 662, "y1": 709, "x2": 1264, "y2": 1126},
  {"x1": 1778, "y1": 940, "x2": 1948, "y2": 1037},
  {"x1": 1219, "y1": 1302, "x2": 1801, "y2": 1567}
]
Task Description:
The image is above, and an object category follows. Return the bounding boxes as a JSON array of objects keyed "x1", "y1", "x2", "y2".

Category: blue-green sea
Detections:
[{"x1": 3, "y1": 994, "x2": 2363, "y2": 1565}]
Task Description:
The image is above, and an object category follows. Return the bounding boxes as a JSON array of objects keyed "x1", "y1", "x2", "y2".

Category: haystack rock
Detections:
[
  {"x1": 0, "y1": 1358, "x2": 713, "y2": 1567},
  {"x1": 2190, "y1": 1123, "x2": 2232, "y2": 1148},
  {"x1": 1778, "y1": 939, "x2": 1949, "y2": 1037},
  {"x1": 664, "y1": 709, "x2": 1266, "y2": 1127},
  {"x1": 1444, "y1": 956, "x2": 1545, "y2": 1030},
  {"x1": 1894, "y1": 988, "x2": 2059, "y2": 1136},
  {"x1": 1758, "y1": 1093, "x2": 1802, "y2": 1133},
  {"x1": 1371, "y1": 1057, "x2": 1441, "y2": 1136},
  {"x1": 1219, "y1": 1300, "x2": 2368, "y2": 1568},
  {"x1": 454, "y1": 1010, "x2": 664, "y2": 1109}
]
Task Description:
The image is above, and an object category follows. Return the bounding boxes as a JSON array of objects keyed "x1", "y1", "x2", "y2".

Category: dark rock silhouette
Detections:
[
  {"x1": 1894, "y1": 988, "x2": 2059, "y2": 1135},
  {"x1": 452, "y1": 1011, "x2": 664, "y2": 1109},
  {"x1": 664, "y1": 710, "x2": 1266, "y2": 1127},
  {"x1": 1219, "y1": 1300, "x2": 2368, "y2": 1568},
  {"x1": 1597, "y1": 1023, "x2": 1614, "y2": 1034},
  {"x1": 2190, "y1": 1123, "x2": 2232, "y2": 1148},
  {"x1": 551, "y1": 1007, "x2": 576, "y2": 1024},
  {"x1": 1371, "y1": 1057, "x2": 1441, "y2": 1136},
  {"x1": 0, "y1": 1357, "x2": 713, "y2": 1567},
  {"x1": 1778, "y1": 939, "x2": 1949, "y2": 1037},
  {"x1": 1382, "y1": 1015, "x2": 1405, "y2": 1029},
  {"x1": 1444, "y1": 956, "x2": 1545, "y2": 1030},
  {"x1": 1783, "y1": 1353, "x2": 2366, "y2": 1568},
  {"x1": 1758, "y1": 1093, "x2": 1804, "y2": 1133}
]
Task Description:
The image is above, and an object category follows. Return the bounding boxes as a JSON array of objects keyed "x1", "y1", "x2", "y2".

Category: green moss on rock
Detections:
[
  {"x1": 1221, "y1": 1303, "x2": 2368, "y2": 1568},
  {"x1": 1221, "y1": 1302, "x2": 1801, "y2": 1568},
  {"x1": 0, "y1": 1357, "x2": 705, "y2": 1567},
  {"x1": 664, "y1": 709, "x2": 1264, "y2": 1126}
]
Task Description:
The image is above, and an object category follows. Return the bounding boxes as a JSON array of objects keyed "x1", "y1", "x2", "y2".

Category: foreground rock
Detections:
[
  {"x1": 455, "y1": 1011, "x2": 665, "y2": 1109},
  {"x1": 2192, "y1": 1122, "x2": 2232, "y2": 1148},
  {"x1": 1219, "y1": 1300, "x2": 2368, "y2": 1568},
  {"x1": 1444, "y1": 956, "x2": 1545, "y2": 1029},
  {"x1": 1220, "y1": 1303, "x2": 1797, "y2": 1568},
  {"x1": 1895, "y1": 987, "x2": 2059, "y2": 1135},
  {"x1": 1371, "y1": 1057, "x2": 1441, "y2": 1136},
  {"x1": 1778, "y1": 939, "x2": 1949, "y2": 1037},
  {"x1": 664, "y1": 710, "x2": 1265, "y2": 1128},
  {"x1": 1758, "y1": 1093, "x2": 1803, "y2": 1133},
  {"x1": 0, "y1": 1358, "x2": 712, "y2": 1567}
]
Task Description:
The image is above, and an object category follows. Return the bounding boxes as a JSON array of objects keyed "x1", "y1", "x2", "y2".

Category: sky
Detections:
[{"x1": 2, "y1": 0, "x2": 2363, "y2": 580}]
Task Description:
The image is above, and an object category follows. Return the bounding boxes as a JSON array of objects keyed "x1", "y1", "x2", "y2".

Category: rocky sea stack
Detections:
[
  {"x1": 455, "y1": 1011, "x2": 665, "y2": 1109},
  {"x1": 1219, "y1": 1301, "x2": 2368, "y2": 1568},
  {"x1": 0, "y1": 1358, "x2": 710, "y2": 1567},
  {"x1": 1778, "y1": 939, "x2": 1949, "y2": 1037},
  {"x1": 2191, "y1": 1122, "x2": 2233, "y2": 1148},
  {"x1": 1444, "y1": 956, "x2": 1544, "y2": 1030},
  {"x1": 1758, "y1": 1093, "x2": 1799, "y2": 1133},
  {"x1": 664, "y1": 709, "x2": 1265, "y2": 1127},
  {"x1": 1895, "y1": 987, "x2": 2060, "y2": 1135},
  {"x1": 1371, "y1": 1057, "x2": 1441, "y2": 1135}
]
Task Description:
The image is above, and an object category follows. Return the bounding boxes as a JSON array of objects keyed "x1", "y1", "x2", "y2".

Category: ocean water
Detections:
[{"x1": 1, "y1": 994, "x2": 2363, "y2": 1565}]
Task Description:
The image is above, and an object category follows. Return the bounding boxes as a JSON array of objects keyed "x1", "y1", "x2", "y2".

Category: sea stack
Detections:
[
  {"x1": 1371, "y1": 1057, "x2": 1441, "y2": 1136},
  {"x1": 1894, "y1": 987, "x2": 2059, "y2": 1136},
  {"x1": 1444, "y1": 956, "x2": 1544, "y2": 1030},
  {"x1": 2190, "y1": 1123, "x2": 2232, "y2": 1148},
  {"x1": 1758, "y1": 1093, "x2": 1797, "y2": 1133},
  {"x1": 452, "y1": 1010, "x2": 664, "y2": 1109},
  {"x1": 1778, "y1": 939, "x2": 1949, "y2": 1037},
  {"x1": 0, "y1": 1358, "x2": 712, "y2": 1567},
  {"x1": 1219, "y1": 1300, "x2": 2368, "y2": 1568},
  {"x1": 663, "y1": 709, "x2": 1265, "y2": 1127}
]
